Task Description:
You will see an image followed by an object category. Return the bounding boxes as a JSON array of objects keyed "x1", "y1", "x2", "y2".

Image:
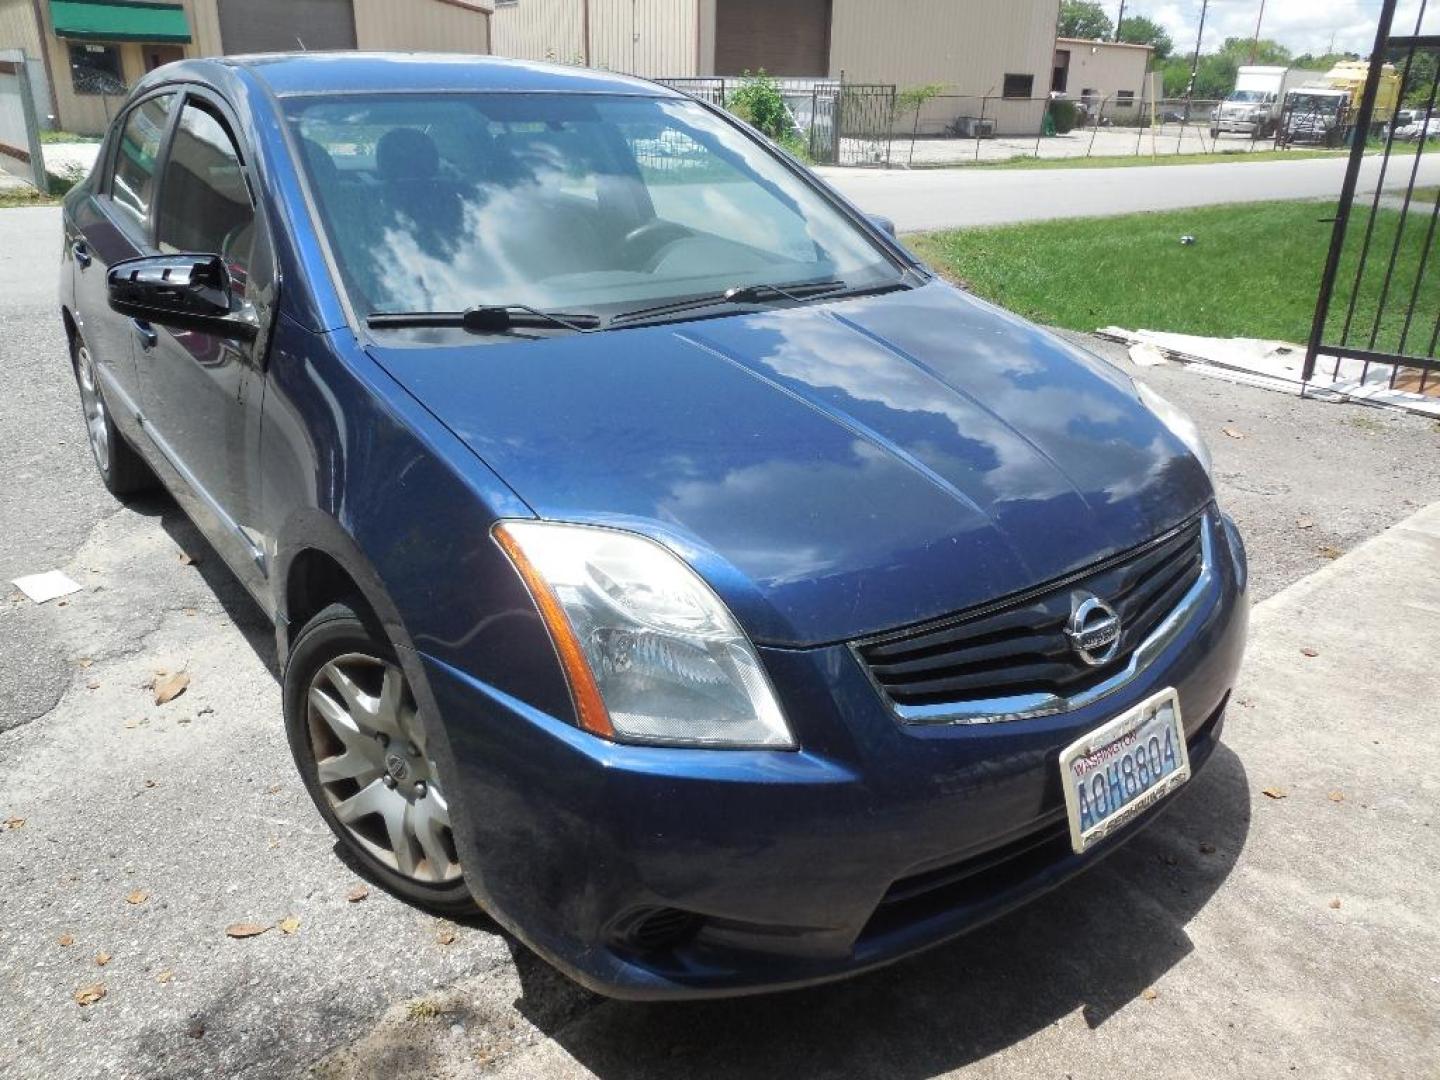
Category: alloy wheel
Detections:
[
  {"x1": 305, "y1": 653, "x2": 461, "y2": 883},
  {"x1": 76, "y1": 344, "x2": 110, "y2": 473}
]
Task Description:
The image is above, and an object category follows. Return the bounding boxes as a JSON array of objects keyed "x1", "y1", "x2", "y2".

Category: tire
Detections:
[
  {"x1": 283, "y1": 601, "x2": 476, "y2": 914},
  {"x1": 72, "y1": 333, "x2": 156, "y2": 498}
]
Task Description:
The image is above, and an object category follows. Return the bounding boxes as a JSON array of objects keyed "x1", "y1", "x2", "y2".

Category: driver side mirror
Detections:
[
  {"x1": 107, "y1": 254, "x2": 258, "y2": 341},
  {"x1": 867, "y1": 214, "x2": 897, "y2": 239}
]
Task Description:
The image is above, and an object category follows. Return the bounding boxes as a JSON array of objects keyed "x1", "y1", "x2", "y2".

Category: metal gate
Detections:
[
  {"x1": 1305, "y1": 0, "x2": 1440, "y2": 396},
  {"x1": 655, "y1": 76, "x2": 895, "y2": 166},
  {"x1": 0, "y1": 49, "x2": 46, "y2": 191}
]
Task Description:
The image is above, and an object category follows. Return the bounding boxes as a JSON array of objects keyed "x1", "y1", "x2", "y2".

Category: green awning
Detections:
[{"x1": 50, "y1": 0, "x2": 192, "y2": 44}]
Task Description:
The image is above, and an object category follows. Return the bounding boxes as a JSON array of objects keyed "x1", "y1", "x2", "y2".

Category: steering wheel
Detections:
[{"x1": 621, "y1": 219, "x2": 693, "y2": 270}]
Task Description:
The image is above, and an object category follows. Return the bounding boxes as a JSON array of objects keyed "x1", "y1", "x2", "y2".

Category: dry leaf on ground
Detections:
[
  {"x1": 78, "y1": 657, "x2": 93, "y2": 668},
  {"x1": 2, "y1": 817, "x2": 24, "y2": 830},
  {"x1": 74, "y1": 984, "x2": 106, "y2": 1007},
  {"x1": 1317, "y1": 545, "x2": 1344, "y2": 560},
  {"x1": 1300, "y1": 647, "x2": 1320, "y2": 658},
  {"x1": 436, "y1": 927, "x2": 457, "y2": 946},
  {"x1": 1141, "y1": 987, "x2": 1159, "y2": 1001},
  {"x1": 225, "y1": 922, "x2": 271, "y2": 939},
  {"x1": 178, "y1": 552, "x2": 199, "y2": 566},
  {"x1": 125, "y1": 889, "x2": 149, "y2": 905},
  {"x1": 94, "y1": 952, "x2": 111, "y2": 967},
  {"x1": 1328, "y1": 790, "x2": 1345, "y2": 803},
  {"x1": 1329, "y1": 898, "x2": 1342, "y2": 909},
  {"x1": 1296, "y1": 517, "x2": 1316, "y2": 529},
  {"x1": 346, "y1": 884, "x2": 369, "y2": 903},
  {"x1": 152, "y1": 672, "x2": 190, "y2": 705},
  {"x1": 277, "y1": 915, "x2": 300, "y2": 935},
  {"x1": 57, "y1": 934, "x2": 74, "y2": 947},
  {"x1": 155, "y1": 970, "x2": 174, "y2": 984},
  {"x1": 1221, "y1": 427, "x2": 1245, "y2": 439},
  {"x1": 1262, "y1": 786, "x2": 1288, "y2": 800}
]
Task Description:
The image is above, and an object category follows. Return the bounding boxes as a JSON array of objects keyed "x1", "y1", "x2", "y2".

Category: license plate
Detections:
[{"x1": 1059, "y1": 688, "x2": 1190, "y2": 854}]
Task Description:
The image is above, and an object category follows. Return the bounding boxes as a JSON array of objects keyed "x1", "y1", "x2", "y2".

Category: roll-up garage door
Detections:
[
  {"x1": 217, "y1": 0, "x2": 357, "y2": 54},
  {"x1": 715, "y1": 0, "x2": 831, "y2": 77}
]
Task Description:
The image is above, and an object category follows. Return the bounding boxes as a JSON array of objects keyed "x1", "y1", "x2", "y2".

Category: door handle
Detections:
[
  {"x1": 132, "y1": 319, "x2": 157, "y2": 350},
  {"x1": 71, "y1": 240, "x2": 92, "y2": 268}
]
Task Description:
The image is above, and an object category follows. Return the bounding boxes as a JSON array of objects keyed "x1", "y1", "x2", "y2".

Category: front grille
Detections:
[{"x1": 857, "y1": 515, "x2": 1206, "y2": 709}]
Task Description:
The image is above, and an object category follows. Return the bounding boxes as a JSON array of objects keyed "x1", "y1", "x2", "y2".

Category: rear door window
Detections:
[{"x1": 110, "y1": 93, "x2": 175, "y2": 230}]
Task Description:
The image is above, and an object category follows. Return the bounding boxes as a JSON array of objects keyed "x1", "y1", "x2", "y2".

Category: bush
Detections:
[
  {"x1": 1050, "y1": 100, "x2": 1079, "y2": 135},
  {"x1": 727, "y1": 70, "x2": 791, "y2": 140}
]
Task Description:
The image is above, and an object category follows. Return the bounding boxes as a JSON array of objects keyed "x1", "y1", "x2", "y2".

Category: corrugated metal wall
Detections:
[
  {"x1": 1055, "y1": 39, "x2": 1151, "y2": 103},
  {"x1": 219, "y1": 0, "x2": 357, "y2": 53},
  {"x1": 589, "y1": 0, "x2": 696, "y2": 76},
  {"x1": 830, "y1": 0, "x2": 1055, "y2": 90},
  {"x1": 491, "y1": 0, "x2": 695, "y2": 75},
  {"x1": 490, "y1": 0, "x2": 586, "y2": 64},
  {"x1": 829, "y1": 0, "x2": 1057, "y2": 132},
  {"x1": 714, "y1": 0, "x2": 827, "y2": 77},
  {"x1": 354, "y1": 0, "x2": 491, "y2": 54}
]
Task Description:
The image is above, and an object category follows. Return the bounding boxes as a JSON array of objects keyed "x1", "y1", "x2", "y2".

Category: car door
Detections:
[
  {"x1": 140, "y1": 91, "x2": 276, "y2": 599},
  {"x1": 67, "y1": 90, "x2": 177, "y2": 423}
]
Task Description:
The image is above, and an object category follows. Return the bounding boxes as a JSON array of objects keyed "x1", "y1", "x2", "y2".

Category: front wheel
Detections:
[
  {"x1": 73, "y1": 334, "x2": 156, "y2": 497},
  {"x1": 283, "y1": 602, "x2": 476, "y2": 914}
]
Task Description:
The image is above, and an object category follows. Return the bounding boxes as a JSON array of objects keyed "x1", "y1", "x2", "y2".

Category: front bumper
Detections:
[
  {"x1": 429, "y1": 511, "x2": 1249, "y2": 1000},
  {"x1": 1213, "y1": 116, "x2": 1264, "y2": 133}
]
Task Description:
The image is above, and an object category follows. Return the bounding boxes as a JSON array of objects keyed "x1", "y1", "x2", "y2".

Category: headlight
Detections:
[
  {"x1": 494, "y1": 521, "x2": 794, "y2": 749},
  {"x1": 1135, "y1": 381, "x2": 1213, "y2": 477}
]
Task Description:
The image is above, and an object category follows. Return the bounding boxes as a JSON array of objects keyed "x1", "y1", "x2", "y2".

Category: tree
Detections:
[
  {"x1": 1058, "y1": 1, "x2": 1113, "y2": 40},
  {"x1": 1117, "y1": 15, "x2": 1172, "y2": 60},
  {"x1": 1218, "y1": 36, "x2": 1292, "y2": 67}
]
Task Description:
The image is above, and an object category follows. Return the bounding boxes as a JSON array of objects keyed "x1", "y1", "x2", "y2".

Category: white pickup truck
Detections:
[{"x1": 1211, "y1": 66, "x2": 1323, "y2": 139}]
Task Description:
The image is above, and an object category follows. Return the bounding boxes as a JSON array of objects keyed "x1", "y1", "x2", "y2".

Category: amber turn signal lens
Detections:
[{"x1": 493, "y1": 524, "x2": 614, "y2": 739}]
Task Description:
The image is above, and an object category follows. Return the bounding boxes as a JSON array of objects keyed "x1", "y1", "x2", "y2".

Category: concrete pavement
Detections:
[{"x1": 822, "y1": 153, "x2": 1440, "y2": 231}]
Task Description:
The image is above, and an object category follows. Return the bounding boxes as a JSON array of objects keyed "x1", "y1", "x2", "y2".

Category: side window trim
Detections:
[{"x1": 100, "y1": 87, "x2": 183, "y2": 249}]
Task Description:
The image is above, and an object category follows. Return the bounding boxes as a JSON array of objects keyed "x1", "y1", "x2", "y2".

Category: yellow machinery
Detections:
[{"x1": 1322, "y1": 61, "x2": 1401, "y2": 124}]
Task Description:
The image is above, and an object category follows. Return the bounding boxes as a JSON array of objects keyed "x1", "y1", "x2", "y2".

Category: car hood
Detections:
[{"x1": 366, "y1": 281, "x2": 1212, "y2": 647}]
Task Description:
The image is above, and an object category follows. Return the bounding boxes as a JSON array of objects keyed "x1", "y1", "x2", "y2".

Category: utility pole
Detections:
[
  {"x1": 1115, "y1": 0, "x2": 1126, "y2": 42},
  {"x1": 1248, "y1": 0, "x2": 1268, "y2": 65},
  {"x1": 1187, "y1": 0, "x2": 1210, "y2": 99}
]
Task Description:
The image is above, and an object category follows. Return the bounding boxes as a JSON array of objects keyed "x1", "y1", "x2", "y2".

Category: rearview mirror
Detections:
[{"x1": 107, "y1": 254, "x2": 258, "y2": 341}]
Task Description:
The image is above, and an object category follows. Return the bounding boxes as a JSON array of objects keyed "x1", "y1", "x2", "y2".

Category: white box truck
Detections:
[{"x1": 1211, "y1": 66, "x2": 1324, "y2": 139}]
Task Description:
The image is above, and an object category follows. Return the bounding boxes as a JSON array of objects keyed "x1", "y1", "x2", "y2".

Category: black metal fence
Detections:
[{"x1": 1305, "y1": 0, "x2": 1440, "y2": 397}]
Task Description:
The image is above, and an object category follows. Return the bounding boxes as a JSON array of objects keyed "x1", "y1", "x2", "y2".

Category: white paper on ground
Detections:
[{"x1": 12, "y1": 570, "x2": 82, "y2": 604}]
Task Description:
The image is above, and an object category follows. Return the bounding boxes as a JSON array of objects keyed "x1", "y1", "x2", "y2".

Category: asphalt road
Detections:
[
  {"x1": 821, "y1": 153, "x2": 1440, "y2": 230},
  {"x1": 2, "y1": 202, "x2": 1438, "y2": 1078}
]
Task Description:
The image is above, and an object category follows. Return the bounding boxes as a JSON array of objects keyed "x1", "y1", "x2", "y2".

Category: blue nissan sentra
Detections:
[{"x1": 59, "y1": 53, "x2": 1247, "y2": 999}]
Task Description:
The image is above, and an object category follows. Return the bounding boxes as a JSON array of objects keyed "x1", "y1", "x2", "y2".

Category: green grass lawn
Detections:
[
  {"x1": 909, "y1": 199, "x2": 1440, "y2": 354},
  {"x1": 0, "y1": 185, "x2": 57, "y2": 209}
]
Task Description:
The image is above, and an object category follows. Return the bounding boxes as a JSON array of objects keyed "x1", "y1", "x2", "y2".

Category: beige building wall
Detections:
[
  {"x1": 1055, "y1": 37, "x2": 1152, "y2": 110},
  {"x1": 490, "y1": 0, "x2": 585, "y2": 64},
  {"x1": 36, "y1": 0, "x2": 221, "y2": 135},
  {"x1": 588, "y1": 0, "x2": 696, "y2": 76},
  {"x1": 829, "y1": 0, "x2": 1057, "y2": 134},
  {"x1": 492, "y1": 0, "x2": 697, "y2": 75},
  {"x1": 354, "y1": 0, "x2": 491, "y2": 54}
]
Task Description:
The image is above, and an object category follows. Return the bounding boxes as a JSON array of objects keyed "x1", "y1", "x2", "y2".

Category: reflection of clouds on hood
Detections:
[{"x1": 661, "y1": 439, "x2": 972, "y2": 586}]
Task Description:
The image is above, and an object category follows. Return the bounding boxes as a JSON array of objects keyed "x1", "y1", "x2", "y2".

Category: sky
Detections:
[{"x1": 1128, "y1": 1, "x2": 1440, "y2": 59}]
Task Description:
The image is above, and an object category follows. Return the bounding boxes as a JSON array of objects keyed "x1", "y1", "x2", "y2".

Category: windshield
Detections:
[
  {"x1": 284, "y1": 92, "x2": 901, "y2": 324},
  {"x1": 1226, "y1": 90, "x2": 1270, "y2": 103},
  {"x1": 1289, "y1": 94, "x2": 1342, "y2": 113}
]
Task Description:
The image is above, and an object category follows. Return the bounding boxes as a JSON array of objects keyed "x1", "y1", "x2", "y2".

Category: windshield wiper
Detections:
[
  {"x1": 367, "y1": 305, "x2": 603, "y2": 335},
  {"x1": 609, "y1": 278, "x2": 848, "y2": 328}
]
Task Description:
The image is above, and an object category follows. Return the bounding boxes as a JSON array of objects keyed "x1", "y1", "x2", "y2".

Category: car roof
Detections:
[{"x1": 218, "y1": 52, "x2": 679, "y2": 98}]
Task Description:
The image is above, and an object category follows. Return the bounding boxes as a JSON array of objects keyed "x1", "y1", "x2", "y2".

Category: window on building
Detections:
[
  {"x1": 1052, "y1": 50, "x2": 1070, "y2": 94},
  {"x1": 68, "y1": 43, "x2": 126, "y2": 96},
  {"x1": 1003, "y1": 74, "x2": 1034, "y2": 100},
  {"x1": 157, "y1": 103, "x2": 256, "y2": 286},
  {"x1": 110, "y1": 93, "x2": 175, "y2": 229},
  {"x1": 1116, "y1": 90, "x2": 1136, "y2": 107}
]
